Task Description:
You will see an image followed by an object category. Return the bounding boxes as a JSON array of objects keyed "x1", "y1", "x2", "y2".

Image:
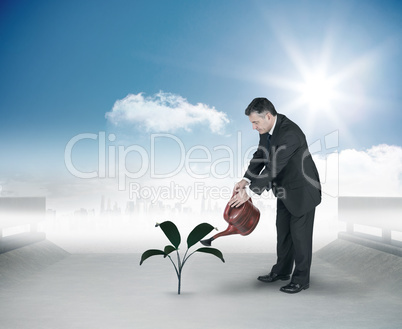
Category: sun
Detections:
[
  {"x1": 253, "y1": 15, "x2": 381, "y2": 142},
  {"x1": 298, "y1": 70, "x2": 336, "y2": 112}
]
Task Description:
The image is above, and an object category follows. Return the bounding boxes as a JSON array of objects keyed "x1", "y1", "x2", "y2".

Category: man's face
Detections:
[{"x1": 248, "y1": 112, "x2": 273, "y2": 134}]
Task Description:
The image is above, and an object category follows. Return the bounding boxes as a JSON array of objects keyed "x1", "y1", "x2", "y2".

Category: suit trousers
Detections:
[{"x1": 271, "y1": 199, "x2": 315, "y2": 285}]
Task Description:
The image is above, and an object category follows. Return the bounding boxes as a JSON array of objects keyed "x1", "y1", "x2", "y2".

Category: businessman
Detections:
[{"x1": 229, "y1": 97, "x2": 321, "y2": 294}]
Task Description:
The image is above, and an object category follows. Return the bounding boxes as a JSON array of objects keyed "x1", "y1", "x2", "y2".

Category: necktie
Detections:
[
  {"x1": 267, "y1": 134, "x2": 271, "y2": 154},
  {"x1": 264, "y1": 134, "x2": 271, "y2": 163}
]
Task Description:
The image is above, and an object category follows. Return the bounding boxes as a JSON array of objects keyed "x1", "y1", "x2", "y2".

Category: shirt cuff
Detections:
[{"x1": 243, "y1": 177, "x2": 258, "y2": 198}]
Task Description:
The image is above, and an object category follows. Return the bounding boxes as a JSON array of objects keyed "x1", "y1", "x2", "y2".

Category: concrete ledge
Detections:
[
  {"x1": 0, "y1": 239, "x2": 69, "y2": 288},
  {"x1": 315, "y1": 238, "x2": 402, "y2": 292},
  {"x1": 338, "y1": 231, "x2": 402, "y2": 257},
  {"x1": 0, "y1": 232, "x2": 46, "y2": 254}
]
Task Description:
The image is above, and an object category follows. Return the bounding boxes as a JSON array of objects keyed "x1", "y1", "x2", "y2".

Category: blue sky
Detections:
[{"x1": 1, "y1": 0, "x2": 402, "y2": 210}]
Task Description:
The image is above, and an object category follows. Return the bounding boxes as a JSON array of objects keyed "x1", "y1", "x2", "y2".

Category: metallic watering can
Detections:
[{"x1": 200, "y1": 193, "x2": 260, "y2": 246}]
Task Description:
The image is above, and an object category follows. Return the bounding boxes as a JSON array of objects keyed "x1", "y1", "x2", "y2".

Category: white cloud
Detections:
[
  {"x1": 105, "y1": 91, "x2": 229, "y2": 134},
  {"x1": 339, "y1": 144, "x2": 402, "y2": 196}
]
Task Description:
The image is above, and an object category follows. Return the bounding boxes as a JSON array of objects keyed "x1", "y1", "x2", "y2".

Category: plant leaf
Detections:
[
  {"x1": 156, "y1": 221, "x2": 181, "y2": 249},
  {"x1": 195, "y1": 247, "x2": 225, "y2": 263},
  {"x1": 187, "y1": 223, "x2": 216, "y2": 249},
  {"x1": 139, "y1": 249, "x2": 165, "y2": 265},
  {"x1": 163, "y1": 245, "x2": 176, "y2": 258}
]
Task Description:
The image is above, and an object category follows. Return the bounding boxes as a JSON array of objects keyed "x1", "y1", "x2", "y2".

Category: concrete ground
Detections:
[{"x1": 0, "y1": 239, "x2": 401, "y2": 329}]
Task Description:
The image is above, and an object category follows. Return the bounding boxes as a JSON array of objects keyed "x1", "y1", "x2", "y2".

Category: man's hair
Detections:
[{"x1": 245, "y1": 97, "x2": 277, "y2": 116}]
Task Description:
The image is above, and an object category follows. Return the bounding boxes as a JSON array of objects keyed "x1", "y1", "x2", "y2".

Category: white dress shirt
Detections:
[{"x1": 242, "y1": 115, "x2": 277, "y2": 196}]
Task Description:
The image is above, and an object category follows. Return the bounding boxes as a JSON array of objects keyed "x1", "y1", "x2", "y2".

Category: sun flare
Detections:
[{"x1": 299, "y1": 71, "x2": 336, "y2": 112}]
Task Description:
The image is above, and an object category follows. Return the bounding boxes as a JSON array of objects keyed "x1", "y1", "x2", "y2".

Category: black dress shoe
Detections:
[
  {"x1": 280, "y1": 282, "x2": 309, "y2": 294},
  {"x1": 257, "y1": 272, "x2": 290, "y2": 283}
]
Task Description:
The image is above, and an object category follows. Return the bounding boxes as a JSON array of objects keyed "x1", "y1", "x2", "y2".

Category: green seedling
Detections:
[{"x1": 140, "y1": 221, "x2": 225, "y2": 294}]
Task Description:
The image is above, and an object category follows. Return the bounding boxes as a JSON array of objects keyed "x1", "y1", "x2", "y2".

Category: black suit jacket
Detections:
[{"x1": 244, "y1": 114, "x2": 321, "y2": 217}]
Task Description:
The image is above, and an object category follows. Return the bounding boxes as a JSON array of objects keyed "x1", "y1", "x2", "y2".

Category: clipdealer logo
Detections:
[
  {"x1": 64, "y1": 132, "x2": 257, "y2": 190},
  {"x1": 64, "y1": 130, "x2": 339, "y2": 201}
]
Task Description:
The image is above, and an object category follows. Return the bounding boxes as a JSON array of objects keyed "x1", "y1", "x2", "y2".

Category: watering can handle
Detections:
[{"x1": 224, "y1": 190, "x2": 252, "y2": 220}]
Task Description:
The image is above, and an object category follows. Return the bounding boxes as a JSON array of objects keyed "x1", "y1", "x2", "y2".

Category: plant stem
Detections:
[
  {"x1": 176, "y1": 251, "x2": 182, "y2": 295},
  {"x1": 183, "y1": 249, "x2": 189, "y2": 263},
  {"x1": 167, "y1": 255, "x2": 179, "y2": 278},
  {"x1": 178, "y1": 275, "x2": 181, "y2": 295},
  {"x1": 182, "y1": 249, "x2": 197, "y2": 267}
]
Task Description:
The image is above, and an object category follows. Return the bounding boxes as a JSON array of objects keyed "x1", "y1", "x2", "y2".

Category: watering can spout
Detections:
[
  {"x1": 200, "y1": 224, "x2": 240, "y2": 246},
  {"x1": 200, "y1": 237, "x2": 213, "y2": 246},
  {"x1": 200, "y1": 192, "x2": 260, "y2": 246}
]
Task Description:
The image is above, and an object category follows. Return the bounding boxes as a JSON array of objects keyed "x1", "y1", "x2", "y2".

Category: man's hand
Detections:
[
  {"x1": 229, "y1": 179, "x2": 250, "y2": 208},
  {"x1": 233, "y1": 179, "x2": 249, "y2": 193}
]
